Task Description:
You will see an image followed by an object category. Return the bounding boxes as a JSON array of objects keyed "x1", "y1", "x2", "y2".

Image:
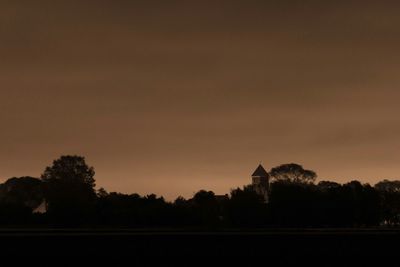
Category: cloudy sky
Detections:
[{"x1": 1, "y1": 1, "x2": 400, "y2": 199}]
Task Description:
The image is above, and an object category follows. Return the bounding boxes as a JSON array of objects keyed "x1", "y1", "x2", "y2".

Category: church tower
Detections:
[{"x1": 252, "y1": 164, "x2": 270, "y2": 203}]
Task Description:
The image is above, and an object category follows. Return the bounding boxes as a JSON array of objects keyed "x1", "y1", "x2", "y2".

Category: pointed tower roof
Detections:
[{"x1": 252, "y1": 164, "x2": 269, "y2": 177}]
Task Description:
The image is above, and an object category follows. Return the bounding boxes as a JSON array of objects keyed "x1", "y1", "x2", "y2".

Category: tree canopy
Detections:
[
  {"x1": 41, "y1": 155, "x2": 97, "y2": 224},
  {"x1": 41, "y1": 155, "x2": 95, "y2": 189},
  {"x1": 0, "y1": 157, "x2": 398, "y2": 228},
  {"x1": 375, "y1": 180, "x2": 400, "y2": 193},
  {"x1": 270, "y1": 163, "x2": 317, "y2": 184}
]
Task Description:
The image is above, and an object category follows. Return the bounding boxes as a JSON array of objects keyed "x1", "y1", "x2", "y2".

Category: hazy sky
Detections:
[{"x1": 1, "y1": 1, "x2": 400, "y2": 200}]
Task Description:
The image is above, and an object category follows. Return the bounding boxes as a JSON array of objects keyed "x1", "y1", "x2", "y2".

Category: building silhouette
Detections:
[{"x1": 252, "y1": 164, "x2": 270, "y2": 203}]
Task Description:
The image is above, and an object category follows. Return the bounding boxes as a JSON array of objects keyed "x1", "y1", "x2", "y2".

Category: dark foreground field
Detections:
[{"x1": 1, "y1": 229, "x2": 399, "y2": 266}]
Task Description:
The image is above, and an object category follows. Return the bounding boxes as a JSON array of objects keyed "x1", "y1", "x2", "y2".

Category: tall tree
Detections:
[
  {"x1": 270, "y1": 163, "x2": 317, "y2": 184},
  {"x1": 42, "y1": 155, "x2": 96, "y2": 188},
  {"x1": 41, "y1": 155, "x2": 97, "y2": 224}
]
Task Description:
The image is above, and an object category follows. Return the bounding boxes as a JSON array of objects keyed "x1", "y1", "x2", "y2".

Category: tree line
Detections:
[{"x1": 0, "y1": 155, "x2": 399, "y2": 228}]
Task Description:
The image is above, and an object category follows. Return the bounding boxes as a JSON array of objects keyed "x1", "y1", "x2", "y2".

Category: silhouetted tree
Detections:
[
  {"x1": 270, "y1": 163, "x2": 317, "y2": 184},
  {"x1": 96, "y1": 192, "x2": 173, "y2": 227},
  {"x1": 338, "y1": 181, "x2": 381, "y2": 227},
  {"x1": 0, "y1": 177, "x2": 43, "y2": 224},
  {"x1": 169, "y1": 196, "x2": 198, "y2": 227},
  {"x1": 269, "y1": 181, "x2": 320, "y2": 227},
  {"x1": 0, "y1": 156, "x2": 390, "y2": 228},
  {"x1": 375, "y1": 180, "x2": 400, "y2": 193},
  {"x1": 192, "y1": 190, "x2": 220, "y2": 228},
  {"x1": 0, "y1": 177, "x2": 43, "y2": 210},
  {"x1": 41, "y1": 155, "x2": 97, "y2": 225},
  {"x1": 317, "y1": 181, "x2": 347, "y2": 226},
  {"x1": 375, "y1": 180, "x2": 400, "y2": 225},
  {"x1": 174, "y1": 196, "x2": 187, "y2": 206},
  {"x1": 97, "y1": 187, "x2": 109, "y2": 198},
  {"x1": 96, "y1": 192, "x2": 139, "y2": 227},
  {"x1": 318, "y1": 181, "x2": 341, "y2": 191},
  {"x1": 227, "y1": 186, "x2": 267, "y2": 227}
]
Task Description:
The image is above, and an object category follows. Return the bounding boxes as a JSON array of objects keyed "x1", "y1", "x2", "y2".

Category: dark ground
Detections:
[{"x1": 1, "y1": 229, "x2": 399, "y2": 266}]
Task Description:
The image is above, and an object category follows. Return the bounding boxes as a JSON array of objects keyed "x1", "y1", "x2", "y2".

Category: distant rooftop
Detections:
[{"x1": 252, "y1": 164, "x2": 269, "y2": 177}]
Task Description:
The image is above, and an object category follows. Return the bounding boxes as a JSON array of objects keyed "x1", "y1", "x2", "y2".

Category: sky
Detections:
[{"x1": 1, "y1": 1, "x2": 400, "y2": 200}]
